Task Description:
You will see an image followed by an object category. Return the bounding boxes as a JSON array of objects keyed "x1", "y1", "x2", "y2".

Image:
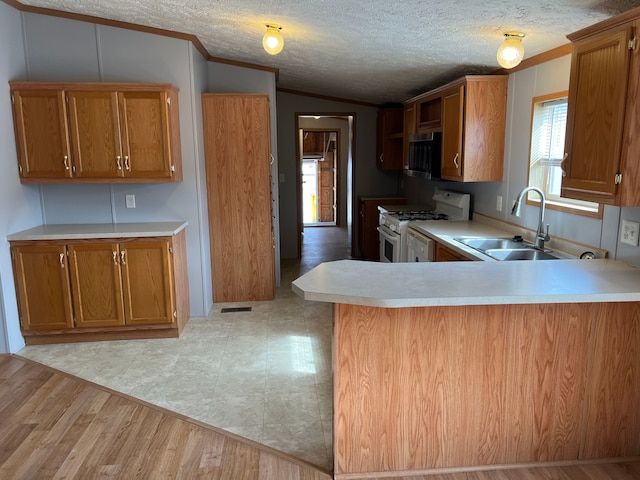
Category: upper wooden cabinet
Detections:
[
  {"x1": 9, "y1": 82, "x2": 182, "y2": 183},
  {"x1": 562, "y1": 15, "x2": 640, "y2": 206},
  {"x1": 405, "y1": 75, "x2": 508, "y2": 182},
  {"x1": 376, "y1": 107, "x2": 404, "y2": 170}
]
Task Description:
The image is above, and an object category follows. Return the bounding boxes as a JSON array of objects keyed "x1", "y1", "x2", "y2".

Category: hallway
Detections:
[{"x1": 18, "y1": 225, "x2": 350, "y2": 471}]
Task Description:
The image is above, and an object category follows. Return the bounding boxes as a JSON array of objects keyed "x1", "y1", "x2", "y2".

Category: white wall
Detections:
[
  {"x1": 404, "y1": 55, "x2": 640, "y2": 267},
  {"x1": 276, "y1": 91, "x2": 398, "y2": 258},
  {"x1": 206, "y1": 62, "x2": 281, "y2": 284},
  {"x1": 0, "y1": 3, "x2": 45, "y2": 353}
]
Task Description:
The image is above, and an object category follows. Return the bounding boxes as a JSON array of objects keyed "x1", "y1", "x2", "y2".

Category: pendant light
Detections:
[
  {"x1": 263, "y1": 24, "x2": 284, "y2": 55},
  {"x1": 497, "y1": 33, "x2": 525, "y2": 69}
]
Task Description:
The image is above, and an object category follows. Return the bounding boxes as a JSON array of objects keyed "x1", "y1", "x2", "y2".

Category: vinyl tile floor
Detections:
[{"x1": 17, "y1": 226, "x2": 350, "y2": 472}]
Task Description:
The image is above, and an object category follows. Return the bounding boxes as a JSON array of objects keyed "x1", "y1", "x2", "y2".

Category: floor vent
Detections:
[{"x1": 220, "y1": 307, "x2": 252, "y2": 313}]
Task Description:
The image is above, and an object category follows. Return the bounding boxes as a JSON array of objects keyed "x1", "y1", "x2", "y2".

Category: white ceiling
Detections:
[{"x1": 18, "y1": 0, "x2": 640, "y2": 104}]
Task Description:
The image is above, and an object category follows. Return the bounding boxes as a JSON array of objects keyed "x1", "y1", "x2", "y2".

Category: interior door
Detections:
[
  {"x1": 68, "y1": 243, "x2": 125, "y2": 328},
  {"x1": 67, "y1": 90, "x2": 122, "y2": 178}
]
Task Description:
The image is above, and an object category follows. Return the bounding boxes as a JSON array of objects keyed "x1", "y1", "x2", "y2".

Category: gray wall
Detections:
[
  {"x1": 21, "y1": 12, "x2": 211, "y2": 319},
  {"x1": 0, "y1": 3, "x2": 44, "y2": 353},
  {"x1": 403, "y1": 54, "x2": 640, "y2": 267},
  {"x1": 276, "y1": 91, "x2": 399, "y2": 258},
  {"x1": 0, "y1": 6, "x2": 279, "y2": 353}
]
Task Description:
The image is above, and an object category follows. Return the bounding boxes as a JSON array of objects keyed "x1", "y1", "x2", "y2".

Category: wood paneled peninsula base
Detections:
[
  {"x1": 292, "y1": 260, "x2": 640, "y2": 478},
  {"x1": 8, "y1": 222, "x2": 190, "y2": 345}
]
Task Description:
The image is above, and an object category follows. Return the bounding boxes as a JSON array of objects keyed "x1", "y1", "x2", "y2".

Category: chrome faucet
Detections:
[{"x1": 511, "y1": 186, "x2": 550, "y2": 250}]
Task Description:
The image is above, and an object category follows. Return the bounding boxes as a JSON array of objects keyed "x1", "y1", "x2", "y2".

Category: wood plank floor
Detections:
[
  {"x1": 3, "y1": 352, "x2": 640, "y2": 480},
  {"x1": 0, "y1": 355, "x2": 331, "y2": 479}
]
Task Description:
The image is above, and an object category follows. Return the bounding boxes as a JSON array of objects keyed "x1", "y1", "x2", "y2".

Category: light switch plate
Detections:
[
  {"x1": 621, "y1": 219, "x2": 639, "y2": 246},
  {"x1": 126, "y1": 194, "x2": 136, "y2": 209},
  {"x1": 496, "y1": 195, "x2": 503, "y2": 212}
]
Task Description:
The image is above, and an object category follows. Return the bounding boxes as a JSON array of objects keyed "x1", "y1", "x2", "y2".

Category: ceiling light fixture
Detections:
[
  {"x1": 497, "y1": 32, "x2": 525, "y2": 69},
  {"x1": 263, "y1": 24, "x2": 284, "y2": 55}
]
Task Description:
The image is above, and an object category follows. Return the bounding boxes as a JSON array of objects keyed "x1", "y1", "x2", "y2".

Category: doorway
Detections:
[
  {"x1": 302, "y1": 130, "x2": 337, "y2": 226},
  {"x1": 295, "y1": 114, "x2": 355, "y2": 259}
]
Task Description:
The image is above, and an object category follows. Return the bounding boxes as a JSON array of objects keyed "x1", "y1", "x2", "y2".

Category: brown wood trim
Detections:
[
  {"x1": 333, "y1": 457, "x2": 640, "y2": 479},
  {"x1": 1, "y1": 0, "x2": 279, "y2": 77},
  {"x1": 23, "y1": 327, "x2": 179, "y2": 345},
  {"x1": 278, "y1": 87, "x2": 380, "y2": 108},
  {"x1": 9, "y1": 81, "x2": 180, "y2": 92},
  {"x1": 568, "y1": 5, "x2": 640, "y2": 41}
]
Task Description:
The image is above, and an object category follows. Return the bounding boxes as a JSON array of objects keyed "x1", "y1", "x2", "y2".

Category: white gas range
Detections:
[{"x1": 377, "y1": 189, "x2": 471, "y2": 263}]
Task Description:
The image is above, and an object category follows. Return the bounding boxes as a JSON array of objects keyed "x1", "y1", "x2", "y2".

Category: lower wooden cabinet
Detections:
[
  {"x1": 435, "y1": 242, "x2": 472, "y2": 262},
  {"x1": 10, "y1": 232, "x2": 189, "y2": 344}
]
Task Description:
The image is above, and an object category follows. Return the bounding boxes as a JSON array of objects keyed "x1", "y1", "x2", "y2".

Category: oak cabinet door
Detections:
[
  {"x1": 120, "y1": 240, "x2": 175, "y2": 325},
  {"x1": 203, "y1": 94, "x2": 275, "y2": 302},
  {"x1": 11, "y1": 90, "x2": 72, "y2": 179},
  {"x1": 441, "y1": 86, "x2": 464, "y2": 180},
  {"x1": 68, "y1": 243, "x2": 125, "y2": 328},
  {"x1": 562, "y1": 25, "x2": 633, "y2": 204},
  {"x1": 118, "y1": 91, "x2": 173, "y2": 179},
  {"x1": 11, "y1": 245, "x2": 74, "y2": 331},
  {"x1": 67, "y1": 90, "x2": 123, "y2": 178}
]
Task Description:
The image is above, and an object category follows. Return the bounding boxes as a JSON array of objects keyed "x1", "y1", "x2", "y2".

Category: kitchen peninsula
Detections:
[{"x1": 293, "y1": 258, "x2": 640, "y2": 478}]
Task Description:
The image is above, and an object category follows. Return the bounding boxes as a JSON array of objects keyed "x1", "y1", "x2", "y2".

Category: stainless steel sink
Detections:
[
  {"x1": 482, "y1": 248, "x2": 561, "y2": 261},
  {"x1": 454, "y1": 237, "x2": 530, "y2": 251},
  {"x1": 453, "y1": 236, "x2": 573, "y2": 261}
]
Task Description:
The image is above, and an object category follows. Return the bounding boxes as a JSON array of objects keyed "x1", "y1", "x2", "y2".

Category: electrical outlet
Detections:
[
  {"x1": 496, "y1": 195, "x2": 503, "y2": 212},
  {"x1": 125, "y1": 194, "x2": 136, "y2": 209},
  {"x1": 621, "y1": 219, "x2": 639, "y2": 246}
]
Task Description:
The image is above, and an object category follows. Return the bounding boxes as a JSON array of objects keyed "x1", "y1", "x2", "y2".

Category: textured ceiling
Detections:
[{"x1": 18, "y1": 0, "x2": 640, "y2": 104}]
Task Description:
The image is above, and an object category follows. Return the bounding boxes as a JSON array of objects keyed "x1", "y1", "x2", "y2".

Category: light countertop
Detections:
[
  {"x1": 7, "y1": 222, "x2": 188, "y2": 241},
  {"x1": 292, "y1": 258, "x2": 640, "y2": 308},
  {"x1": 292, "y1": 219, "x2": 639, "y2": 308}
]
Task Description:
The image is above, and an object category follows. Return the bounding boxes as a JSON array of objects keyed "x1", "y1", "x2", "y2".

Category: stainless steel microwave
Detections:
[{"x1": 406, "y1": 132, "x2": 441, "y2": 180}]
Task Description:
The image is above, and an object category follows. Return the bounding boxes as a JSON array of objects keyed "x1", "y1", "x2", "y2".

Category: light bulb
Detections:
[
  {"x1": 497, "y1": 33, "x2": 525, "y2": 69},
  {"x1": 263, "y1": 25, "x2": 284, "y2": 55}
]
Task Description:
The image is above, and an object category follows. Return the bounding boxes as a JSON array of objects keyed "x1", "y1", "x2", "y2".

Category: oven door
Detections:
[{"x1": 377, "y1": 225, "x2": 401, "y2": 263}]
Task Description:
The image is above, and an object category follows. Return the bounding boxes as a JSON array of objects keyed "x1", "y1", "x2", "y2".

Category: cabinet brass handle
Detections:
[
  {"x1": 112, "y1": 251, "x2": 118, "y2": 265},
  {"x1": 59, "y1": 253, "x2": 65, "y2": 268},
  {"x1": 116, "y1": 155, "x2": 122, "y2": 170},
  {"x1": 379, "y1": 154, "x2": 384, "y2": 163},
  {"x1": 270, "y1": 153, "x2": 274, "y2": 166},
  {"x1": 120, "y1": 250, "x2": 126, "y2": 266},
  {"x1": 124, "y1": 155, "x2": 131, "y2": 171},
  {"x1": 561, "y1": 153, "x2": 568, "y2": 177},
  {"x1": 453, "y1": 153, "x2": 459, "y2": 169},
  {"x1": 63, "y1": 155, "x2": 70, "y2": 170}
]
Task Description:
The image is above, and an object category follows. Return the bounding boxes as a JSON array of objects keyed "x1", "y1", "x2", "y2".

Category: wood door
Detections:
[
  {"x1": 118, "y1": 91, "x2": 173, "y2": 179},
  {"x1": 441, "y1": 86, "x2": 464, "y2": 180},
  {"x1": 11, "y1": 245, "x2": 74, "y2": 331},
  {"x1": 68, "y1": 243, "x2": 125, "y2": 328},
  {"x1": 561, "y1": 25, "x2": 633, "y2": 204},
  {"x1": 203, "y1": 94, "x2": 275, "y2": 302},
  {"x1": 11, "y1": 90, "x2": 72, "y2": 179},
  {"x1": 67, "y1": 90, "x2": 123, "y2": 178},
  {"x1": 120, "y1": 240, "x2": 175, "y2": 325}
]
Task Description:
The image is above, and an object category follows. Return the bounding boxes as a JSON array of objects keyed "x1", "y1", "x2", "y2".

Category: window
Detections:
[{"x1": 527, "y1": 92, "x2": 601, "y2": 217}]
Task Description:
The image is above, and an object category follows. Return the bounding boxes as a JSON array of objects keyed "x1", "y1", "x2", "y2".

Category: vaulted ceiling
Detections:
[{"x1": 15, "y1": 0, "x2": 640, "y2": 104}]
